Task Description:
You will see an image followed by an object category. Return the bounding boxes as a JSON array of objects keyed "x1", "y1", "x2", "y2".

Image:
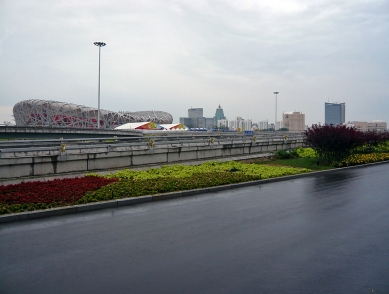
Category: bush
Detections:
[
  {"x1": 304, "y1": 126, "x2": 389, "y2": 165},
  {"x1": 276, "y1": 149, "x2": 298, "y2": 159},
  {"x1": 364, "y1": 130, "x2": 389, "y2": 149},
  {"x1": 304, "y1": 125, "x2": 365, "y2": 165},
  {"x1": 354, "y1": 138, "x2": 389, "y2": 154},
  {"x1": 296, "y1": 147, "x2": 317, "y2": 158}
]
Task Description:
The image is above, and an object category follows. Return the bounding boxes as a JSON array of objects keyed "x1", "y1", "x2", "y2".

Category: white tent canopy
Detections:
[
  {"x1": 160, "y1": 124, "x2": 186, "y2": 130},
  {"x1": 114, "y1": 122, "x2": 150, "y2": 130}
]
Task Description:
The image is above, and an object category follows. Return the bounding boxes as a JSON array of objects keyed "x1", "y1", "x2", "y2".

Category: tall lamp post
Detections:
[
  {"x1": 273, "y1": 92, "x2": 279, "y2": 131},
  {"x1": 94, "y1": 42, "x2": 106, "y2": 129}
]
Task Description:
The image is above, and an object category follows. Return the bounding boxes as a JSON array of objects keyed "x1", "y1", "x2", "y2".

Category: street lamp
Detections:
[
  {"x1": 94, "y1": 42, "x2": 106, "y2": 129},
  {"x1": 273, "y1": 92, "x2": 279, "y2": 131}
]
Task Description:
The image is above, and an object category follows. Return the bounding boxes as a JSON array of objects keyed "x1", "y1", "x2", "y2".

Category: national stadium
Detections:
[{"x1": 12, "y1": 99, "x2": 173, "y2": 129}]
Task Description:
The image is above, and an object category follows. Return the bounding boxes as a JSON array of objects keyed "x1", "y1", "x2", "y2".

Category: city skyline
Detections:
[
  {"x1": 1, "y1": 1, "x2": 388, "y2": 126},
  {"x1": 3, "y1": 99, "x2": 388, "y2": 129}
]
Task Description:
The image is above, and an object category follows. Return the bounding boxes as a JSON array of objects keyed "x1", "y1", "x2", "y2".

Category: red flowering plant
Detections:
[{"x1": 0, "y1": 176, "x2": 118, "y2": 214}]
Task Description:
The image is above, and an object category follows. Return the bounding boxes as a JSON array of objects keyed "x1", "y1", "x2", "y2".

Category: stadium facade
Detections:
[{"x1": 13, "y1": 99, "x2": 173, "y2": 129}]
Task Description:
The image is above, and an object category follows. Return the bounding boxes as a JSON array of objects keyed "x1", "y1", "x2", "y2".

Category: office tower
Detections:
[
  {"x1": 180, "y1": 107, "x2": 213, "y2": 129},
  {"x1": 283, "y1": 111, "x2": 305, "y2": 131},
  {"x1": 325, "y1": 102, "x2": 345, "y2": 125},
  {"x1": 188, "y1": 108, "x2": 203, "y2": 119}
]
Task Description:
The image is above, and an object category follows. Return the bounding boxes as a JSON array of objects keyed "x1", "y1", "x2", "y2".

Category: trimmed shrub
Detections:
[
  {"x1": 304, "y1": 125, "x2": 365, "y2": 165},
  {"x1": 296, "y1": 147, "x2": 317, "y2": 158},
  {"x1": 276, "y1": 149, "x2": 298, "y2": 159}
]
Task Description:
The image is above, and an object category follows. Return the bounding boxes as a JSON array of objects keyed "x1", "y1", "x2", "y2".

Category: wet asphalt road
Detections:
[{"x1": 1, "y1": 163, "x2": 389, "y2": 294}]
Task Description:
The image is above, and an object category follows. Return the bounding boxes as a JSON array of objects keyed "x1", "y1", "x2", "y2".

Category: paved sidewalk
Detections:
[{"x1": 0, "y1": 152, "x2": 274, "y2": 186}]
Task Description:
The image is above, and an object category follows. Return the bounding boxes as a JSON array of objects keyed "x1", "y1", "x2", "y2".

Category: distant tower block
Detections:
[{"x1": 214, "y1": 104, "x2": 226, "y2": 126}]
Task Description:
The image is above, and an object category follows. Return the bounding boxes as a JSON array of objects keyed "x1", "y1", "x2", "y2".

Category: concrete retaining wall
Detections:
[{"x1": 0, "y1": 138, "x2": 305, "y2": 179}]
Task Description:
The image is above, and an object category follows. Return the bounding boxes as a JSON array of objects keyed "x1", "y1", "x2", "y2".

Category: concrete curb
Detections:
[
  {"x1": 152, "y1": 192, "x2": 183, "y2": 201},
  {"x1": 0, "y1": 196, "x2": 152, "y2": 224},
  {"x1": 1, "y1": 160, "x2": 388, "y2": 224}
]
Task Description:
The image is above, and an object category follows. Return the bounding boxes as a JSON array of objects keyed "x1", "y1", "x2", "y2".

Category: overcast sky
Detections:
[{"x1": 1, "y1": 0, "x2": 388, "y2": 126}]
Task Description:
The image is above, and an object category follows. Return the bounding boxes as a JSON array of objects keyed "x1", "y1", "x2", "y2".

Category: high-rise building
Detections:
[
  {"x1": 180, "y1": 107, "x2": 213, "y2": 129},
  {"x1": 244, "y1": 119, "x2": 253, "y2": 131},
  {"x1": 214, "y1": 104, "x2": 226, "y2": 125},
  {"x1": 259, "y1": 120, "x2": 268, "y2": 130},
  {"x1": 228, "y1": 117, "x2": 252, "y2": 131},
  {"x1": 275, "y1": 121, "x2": 283, "y2": 131},
  {"x1": 217, "y1": 119, "x2": 228, "y2": 129},
  {"x1": 188, "y1": 108, "x2": 203, "y2": 119},
  {"x1": 283, "y1": 111, "x2": 305, "y2": 131},
  {"x1": 325, "y1": 102, "x2": 345, "y2": 125}
]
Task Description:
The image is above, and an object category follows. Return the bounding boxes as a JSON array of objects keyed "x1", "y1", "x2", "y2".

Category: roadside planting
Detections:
[
  {"x1": 0, "y1": 177, "x2": 118, "y2": 214},
  {"x1": 0, "y1": 161, "x2": 310, "y2": 215},
  {"x1": 335, "y1": 153, "x2": 389, "y2": 167},
  {"x1": 2, "y1": 154, "x2": 387, "y2": 216}
]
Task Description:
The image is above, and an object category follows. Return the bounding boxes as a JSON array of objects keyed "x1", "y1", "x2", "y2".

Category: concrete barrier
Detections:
[{"x1": 0, "y1": 138, "x2": 305, "y2": 179}]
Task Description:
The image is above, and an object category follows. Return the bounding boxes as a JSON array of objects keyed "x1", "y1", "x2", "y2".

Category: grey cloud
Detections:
[{"x1": 0, "y1": 0, "x2": 388, "y2": 126}]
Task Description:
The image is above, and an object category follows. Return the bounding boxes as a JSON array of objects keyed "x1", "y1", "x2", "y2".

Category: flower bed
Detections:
[
  {"x1": 76, "y1": 172, "x2": 261, "y2": 204},
  {"x1": 0, "y1": 177, "x2": 118, "y2": 214},
  {"x1": 102, "y1": 161, "x2": 310, "y2": 180},
  {"x1": 335, "y1": 153, "x2": 389, "y2": 167},
  {"x1": 0, "y1": 161, "x2": 311, "y2": 215},
  {"x1": 79, "y1": 161, "x2": 310, "y2": 203}
]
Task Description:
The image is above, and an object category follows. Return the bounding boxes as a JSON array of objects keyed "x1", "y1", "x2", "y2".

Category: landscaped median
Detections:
[
  {"x1": 0, "y1": 161, "x2": 311, "y2": 216},
  {"x1": 1, "y1": 151, "x2": 388, "y2": 222}
]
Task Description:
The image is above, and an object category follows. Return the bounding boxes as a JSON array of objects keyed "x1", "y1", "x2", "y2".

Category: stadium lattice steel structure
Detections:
[{"x1": 13, "y1": 99, "x2": 173, "y2": 129}]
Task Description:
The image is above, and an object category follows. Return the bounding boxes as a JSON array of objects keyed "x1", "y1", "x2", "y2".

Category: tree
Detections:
[{"x1": 304, "y1": 124, "x2": 365, "y2": 164}]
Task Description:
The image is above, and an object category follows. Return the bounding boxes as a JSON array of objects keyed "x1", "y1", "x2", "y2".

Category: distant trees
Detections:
[{"x1": 304, "y1": 125, "x2": 389, "y2": 165}]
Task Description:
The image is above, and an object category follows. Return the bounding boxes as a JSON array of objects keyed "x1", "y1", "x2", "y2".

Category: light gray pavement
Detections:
[{"x1": 1, "y1": 163, "x2": 388, "y2": 293}]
